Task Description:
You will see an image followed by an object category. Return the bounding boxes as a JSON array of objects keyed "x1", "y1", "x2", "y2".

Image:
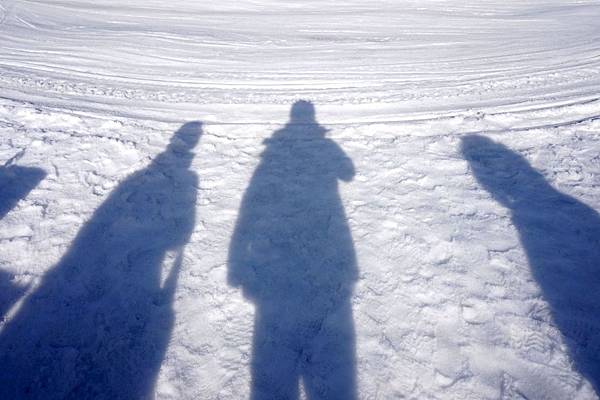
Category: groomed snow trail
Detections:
[{"x1": 1, "y1": 1, "x2": 600, "y2": 399}]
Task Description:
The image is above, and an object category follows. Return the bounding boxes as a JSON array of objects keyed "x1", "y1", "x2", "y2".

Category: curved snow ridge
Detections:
[
  {"x1": 2, "y1": 96, "x2": 599, "y2": 143},
  {"x1": 1, "y1": 0, "x2": 600, "y2": 120},
  {"x1": 2, "y1": 2, "x2": 600, "y2": 400}
]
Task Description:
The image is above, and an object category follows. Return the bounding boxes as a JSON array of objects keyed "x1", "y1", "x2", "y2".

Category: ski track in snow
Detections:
[{"x1": 1, "y1": 1, "x2": 600, "y2": 399}]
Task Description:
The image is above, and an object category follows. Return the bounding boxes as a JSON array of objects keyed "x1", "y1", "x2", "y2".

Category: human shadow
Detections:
[
  {"x1": 461, "y1": 135, "x2": 600, "y2": 393},
  {"x1": 0, "y1": 162, "x2": 46, "y2": 220},
  {"x1": 228, "y1": 101, "x2": 358, "y2": 400},
  {"x1": 0, "y1": 269, "x2": 28, "y2": 322},
  {"x1": 0, "y1": 163, "x2": 46, "y2": 320},
  {"x1": 0, "y1": 122, "x2": 202, "y2": 399}
]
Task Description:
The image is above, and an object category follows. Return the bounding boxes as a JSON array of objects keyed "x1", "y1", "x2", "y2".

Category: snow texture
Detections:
[{"x1": 1, "y1": 1, "x2": 600, "y2": 399}]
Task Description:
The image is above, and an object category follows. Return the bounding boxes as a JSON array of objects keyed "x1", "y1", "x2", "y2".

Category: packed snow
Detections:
[{"x1": 1, "y1": 1, "x2": 600, "y2": 399}]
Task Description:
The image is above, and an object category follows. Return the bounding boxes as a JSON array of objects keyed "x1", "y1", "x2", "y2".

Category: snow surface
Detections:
[{"x1": 1, "y1": 1, "x2": 600, "y2": 399}]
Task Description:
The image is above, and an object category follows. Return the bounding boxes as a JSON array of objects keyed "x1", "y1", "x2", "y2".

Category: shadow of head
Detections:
[
  {"x1": 290, "y1": 100, "x2": 317, "y2": 124},
  {"x1": 460, "y1": 135, "x2": 546, "y2": 207},
  {"x1": 168, "y1": 121, "x2": 203, "y2": 154}
]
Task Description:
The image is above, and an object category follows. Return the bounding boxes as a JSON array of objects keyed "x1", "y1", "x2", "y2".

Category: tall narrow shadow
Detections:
[
  {"x1": 0, "y1": 270, "x2": 28, "y2": 321},
  {"x1": 228, "y1": 101, "x2": 358, "y2": 400},
  {"x1": 0, "y1": 122, "x2": 202, "y2": 399},
  {"x1": 0, "y1": 163, "x2": 46, "y2": 319},
  {"x1": 461, "y1": 135, "x2": 600, "y2": 392}
]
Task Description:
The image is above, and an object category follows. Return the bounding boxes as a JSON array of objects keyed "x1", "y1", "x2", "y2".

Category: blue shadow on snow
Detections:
[
  {"x1": 0, "y1": 122, "x2": 201, "y2": 399},
  {"x1": 228, "y1": 101, "x2": 358, "y2": 400},
  {"x1": 0, "y1": 162, "x2": 46, "y2": 321},
  {"x1": 461, "y1": 135, "x2": 600, "y2": 394}
]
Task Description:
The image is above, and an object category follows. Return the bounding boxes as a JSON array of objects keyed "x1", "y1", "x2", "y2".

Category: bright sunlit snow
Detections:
[{"x1": 1, "y1": 1, "x2": 600, "y2": 399}]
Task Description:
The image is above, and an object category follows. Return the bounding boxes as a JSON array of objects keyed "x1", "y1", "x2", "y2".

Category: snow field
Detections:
[
  {"x1": 2, "y1": 98, "x2": 599, "y2": 398},
  {"x1": 1, "y1": 1, "x2": 600, "y2": 399}
]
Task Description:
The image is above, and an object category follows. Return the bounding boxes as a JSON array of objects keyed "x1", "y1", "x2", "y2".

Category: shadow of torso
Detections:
[
  {"x1": 228, "y1": 123, "x2": 357, "y2": 400},
  {"x1": 462, "y1": 135, "x2": 600, "y2": 394},
  {"x1": 0, "y1": 137, "x2": 198, "y2": 399},
  {"x1": 1, "y1": 165, "x2": 46, "y2": 318}
]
